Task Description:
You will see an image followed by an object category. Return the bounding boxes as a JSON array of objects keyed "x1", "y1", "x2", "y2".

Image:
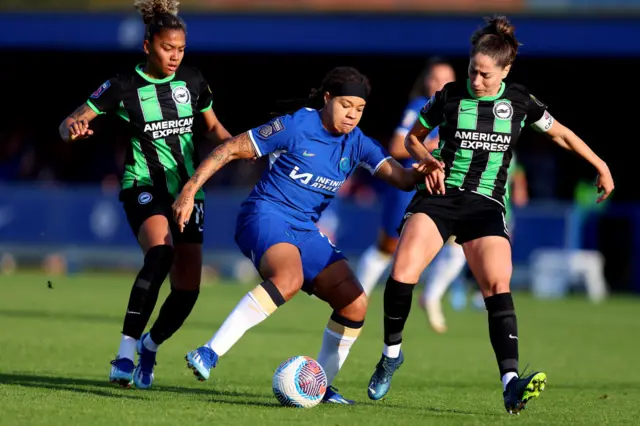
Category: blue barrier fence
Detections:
[
  {"x1": 1, "y1": 184, "x2": 639, "y2": 291},
  {"x1": 1, "y1": 13, "x2": 640, "y2": 55}
]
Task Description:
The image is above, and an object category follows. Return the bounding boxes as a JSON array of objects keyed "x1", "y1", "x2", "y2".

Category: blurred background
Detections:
[{"x1": 1, "y1": 0, "x2": 639, "y2": 303}]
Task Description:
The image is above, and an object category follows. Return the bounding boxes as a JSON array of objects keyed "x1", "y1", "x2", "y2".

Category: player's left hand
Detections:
[
  {"x1": 595, "y1": 166, "x2": 614, "y2": 203},
  {"x1": 172, "y1": 193, "x2": 195, "y2": 233},
  {"x1": 423, "y1": 169, "x2": 446, "y2": 195}
]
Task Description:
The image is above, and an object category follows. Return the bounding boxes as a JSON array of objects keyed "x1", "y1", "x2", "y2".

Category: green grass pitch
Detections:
[{"x1": 1, "y1": 272, "x2": 639, "y2": 425}]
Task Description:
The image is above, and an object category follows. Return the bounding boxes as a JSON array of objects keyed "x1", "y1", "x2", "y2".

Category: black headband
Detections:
[{"x1": 326, "y1": 82, "x2": 368, "y2": 101}]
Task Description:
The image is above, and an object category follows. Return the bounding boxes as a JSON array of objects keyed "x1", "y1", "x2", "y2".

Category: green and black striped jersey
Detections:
[
  {"x1": 419, "y1": 79, "x2": 553, "y2": 207},
  {"x1": 86, "y1": 64, "x2": 213, "y2": 199}
]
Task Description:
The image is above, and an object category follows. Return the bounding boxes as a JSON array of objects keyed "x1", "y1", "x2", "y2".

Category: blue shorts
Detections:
[
  {"x1": 381, "y1": 186, "x2": 416, "y2": 237},
  {"x1": 235, "y1": 212, "x2": 347, "y2": 295}
]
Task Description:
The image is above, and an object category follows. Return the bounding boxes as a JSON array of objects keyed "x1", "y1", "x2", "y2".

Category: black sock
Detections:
[
  {"x1": 485, "y1": 293, "x2": 519, "y2": 378},
  {"x1": 122, "y1": 245, "x2": 174, "y2": 339},
  {"x1": 383, "y1": 276, "x2": 416, "y2": 348},
  {"x1": 149, "y1": 289, "x2": 200, "y2": 345}
]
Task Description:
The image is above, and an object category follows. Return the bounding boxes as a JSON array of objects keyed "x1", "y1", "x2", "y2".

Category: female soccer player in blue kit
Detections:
[{"x1": 172, "y1": 67, "x2": 443, "y2": 404}]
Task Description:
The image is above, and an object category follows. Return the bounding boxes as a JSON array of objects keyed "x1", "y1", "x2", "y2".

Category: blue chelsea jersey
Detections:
[
  {"x1": 240, "y1": 108, "x2": 391, "y2": 230},
  {"x1": 394, "y1": 96, "x2": 440, "y2": 168}
]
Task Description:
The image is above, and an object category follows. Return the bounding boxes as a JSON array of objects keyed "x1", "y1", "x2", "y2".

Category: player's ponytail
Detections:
[
  {"x1": 470, "y1": 15, "x2": 521, "y2": 68},
  {"x1": 134, "y1": 0, "x2": 186, "y2": 41},
  {"x1": 272, "y1": 67, "x2": 372, "y2": 116}
]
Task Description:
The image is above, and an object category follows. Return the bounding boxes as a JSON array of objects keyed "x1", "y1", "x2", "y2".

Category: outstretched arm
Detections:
[
  {"x1": 59, "y1": 103, "x2": 98, "y2": 142},
  {"x1": 374, "y1": 157, "x2": 444, "y2": 192},
  {"x1": 543, "y1": 119, "x2": 614, "y2": 203},
  {"x1": 173, "y1": 131, "x2": 257, "y2": 231}
]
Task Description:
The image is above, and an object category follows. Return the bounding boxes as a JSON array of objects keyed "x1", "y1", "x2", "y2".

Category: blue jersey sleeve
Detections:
[
  {"x1": 247, "y1": 115, "x2": 295, "y2": 157},
  {"x1": 358, "y1": 136, "x2": 392, "y2": 175},
  {"x1": 395, "y1": 98, "x2": 427, "y2": 136}
]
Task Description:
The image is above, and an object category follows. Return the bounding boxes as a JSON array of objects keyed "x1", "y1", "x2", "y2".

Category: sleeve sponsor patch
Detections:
[
  {"x1": 420, "y1": 95, "x2": 435, "y2": 115},
  {"x1": 529, "y1": 94, "x2": 545, "y2": 108},
  {"x1": 90, "y1": 80, "x2": 111, "y2": 99},
  {"x1": 258, "y1": 117, "x2": 285, "y2": 138}
]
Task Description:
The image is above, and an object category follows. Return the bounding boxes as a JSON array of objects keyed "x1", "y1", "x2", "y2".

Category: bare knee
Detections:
[
  {"x1": 270, "y1": 274, "x2": 303, "y2": 301},
  {"x1": 479, "y1": 278, "x2": 511, "y2": 298},
  {"x1": 336, "y1": 291, "x2": 368, "y2": 323}
]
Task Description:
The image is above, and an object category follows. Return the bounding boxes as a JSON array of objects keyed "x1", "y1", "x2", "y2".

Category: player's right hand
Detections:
[
  {"x1": 172, "y1": 193, "x2": 194, "y2": 233},
  {"x1": 595, "y1": 167, "x2": 615, "y2": 204},
  {"x1": 412, "y1": 156, "x2": 444, "y2": 175},
  {"x1": 67, "y1": 119, "x2": 94, "y2": 141}
]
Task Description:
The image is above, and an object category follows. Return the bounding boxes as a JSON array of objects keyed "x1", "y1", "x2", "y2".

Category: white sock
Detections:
[
  {"x1": 143, "y1": 334, "x2": 159, "y2": 352},
  {"x1": 207, "y1": 286, "x2": 278, "y2": 356},
  {"x1": 502, "y1": 372, "x2": 518, "y2": 391},
  {"x1": 356, "y1": 245, "x2": 391, "y2": 296},
  {"x1": 117, "y1": 334, "x2": 137, "y2": 361},
  {"x1": 316, "y1": 319, "x2": 362, "y2": 386},
  {"x1": 423, "y1": 243, "x2": 467, "y2": 302},
  {"x1": 382, "y1": 343, "x2": 401, "y2": 359}
]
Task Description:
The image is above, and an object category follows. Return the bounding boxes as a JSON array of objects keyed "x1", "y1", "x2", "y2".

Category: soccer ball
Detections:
[{"x1": 272, "y1": 356, "x2": 327, "y2": 408}]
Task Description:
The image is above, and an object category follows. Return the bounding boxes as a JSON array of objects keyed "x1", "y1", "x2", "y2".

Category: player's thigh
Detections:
[
  {"x1": 259, "y1": 243, "x2": 304, "y2": 300},
  {"x1": 297, "y1": 230, "x2": 346, "y2": 295},
  {"x1": 235, "y1": 213, "x2": 304, "y2": 300},
  {"x1": 391, "y1": 213, "x2": 447, "y2": 283},
  {"x1": 172, "y1": 199, "x2": 205, "y2": 244},
  {"x1": 121, "y1": 187, "x2": 173, "y2": 252},
  {"x1": 313, "y1": 259, "x2": 367, "y2": 323},
  {"x1": 138, "y1": 216, "x2": 173, "y2": 252},
  {"x1": 462, "y1": 236, "x2": 512, "y2": 297}
]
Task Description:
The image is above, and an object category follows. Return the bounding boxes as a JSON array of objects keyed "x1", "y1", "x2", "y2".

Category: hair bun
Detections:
[
  {"x1": 486, "y1": 15, "x2": 515, "y2": 39},
  {"x1": 134, "y1": 0, "x2": 180, "y2": 25}
]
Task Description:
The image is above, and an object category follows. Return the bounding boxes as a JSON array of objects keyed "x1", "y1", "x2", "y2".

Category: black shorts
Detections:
[
  {"x1": 400, "y1": 188, "x2": 510, "y2": 245},
  {"x1": 120, "y1": 186, "x2": 205, "y2": 244}
]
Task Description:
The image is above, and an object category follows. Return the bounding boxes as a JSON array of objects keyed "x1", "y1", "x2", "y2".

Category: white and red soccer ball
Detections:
[{"x1": 272, "y1": 356, "x2": 327, "y2": 408}]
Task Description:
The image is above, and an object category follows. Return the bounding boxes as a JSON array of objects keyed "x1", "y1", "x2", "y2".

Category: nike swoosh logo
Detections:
[
  {"x1": 302, "y1": 150, "x2": 315, "y2": 157},
  {"x1": 460, "y1": 108, "x2": 474, "y2": 112},
  {"x1": 509, "y1": 334, "x2": 518, "y2": 339},
  {"x1": 141, "y1": 96, "x2": 153, "y2": 102},
  {"x1": 384, "y1": 314, "x2": 402, "y2": 320}
]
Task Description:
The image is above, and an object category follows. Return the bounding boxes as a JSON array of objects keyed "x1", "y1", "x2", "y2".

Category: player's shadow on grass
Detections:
[
  {"x1": 0, "y1": 373, "x2": 143, "y2": 400},
  {"x1": 209, "y1": 399, "x2": 282, "y2": 408},
  {"x1": 0, "y1": 373, "x2": 267, "y2": 401}
]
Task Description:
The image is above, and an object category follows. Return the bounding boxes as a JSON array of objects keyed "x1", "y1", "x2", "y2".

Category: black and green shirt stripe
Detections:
[
  {"x1": 86, "y1": 64, "x2": 213, "y2": 199},
  {"x1": 419, "y1": 79, "x2": 548, "y2": 206}
]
